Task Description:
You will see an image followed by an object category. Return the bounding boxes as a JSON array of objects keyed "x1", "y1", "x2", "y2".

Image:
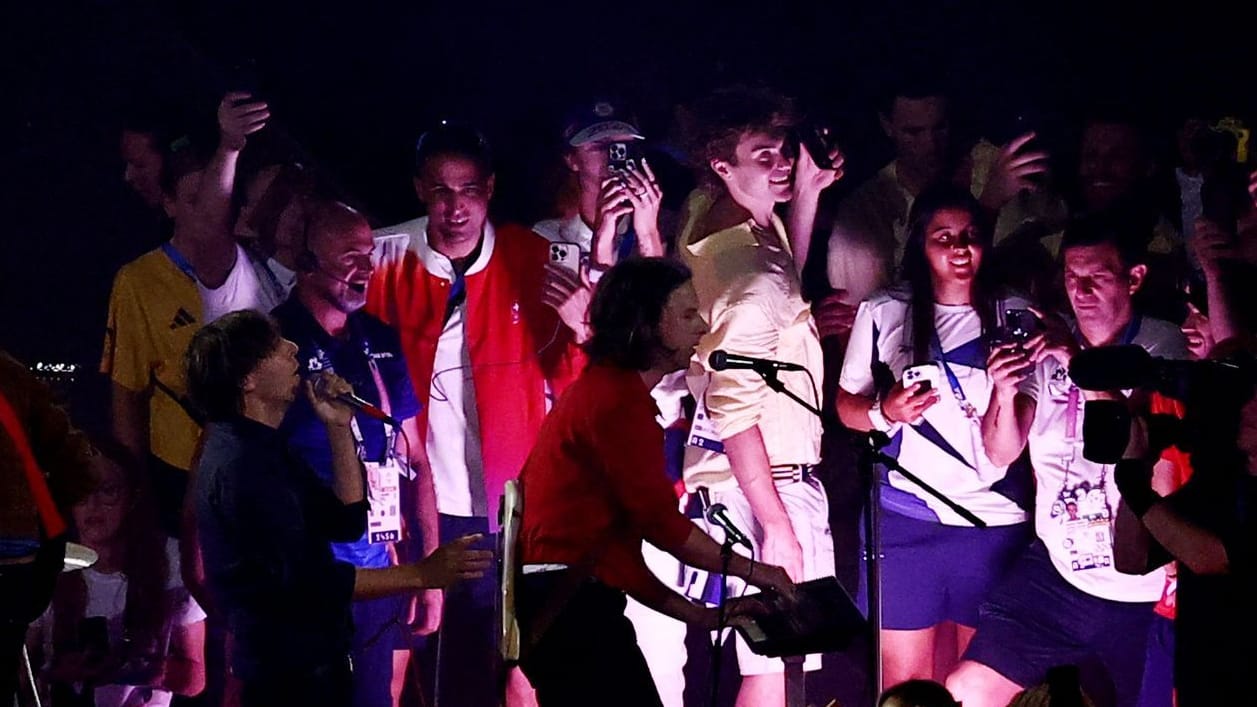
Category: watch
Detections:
[{"x1": 867, "y1": 400, "x2": 894, "y2": 433}]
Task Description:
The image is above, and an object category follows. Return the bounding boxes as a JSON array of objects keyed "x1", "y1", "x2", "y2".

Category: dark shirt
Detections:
[
  {"x1": 518, "y1": 363, "x2": 694, "y2": 607},
  {"x1": 194, "y1": 416, "x2": 367, "y2": 681},
  {"x1": 1168, "y1": 466, "x2": 1257, "y2": 705},
  {"x1": 272, "y1": 299, "x2": 420, "y2": 568}
]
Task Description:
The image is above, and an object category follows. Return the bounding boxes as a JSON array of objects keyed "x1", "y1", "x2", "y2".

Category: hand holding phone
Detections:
[
  {"x1": 902, "y1": 363, "x2": 942, "y2": 395},
  {"x1": 548, "y1": 241, "x2": 581, "y2": 275}
]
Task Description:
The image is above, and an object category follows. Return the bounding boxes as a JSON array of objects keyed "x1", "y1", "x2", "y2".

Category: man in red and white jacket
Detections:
[{"x1": 369, "y1": 124, "x2": 584, "y2": 707}]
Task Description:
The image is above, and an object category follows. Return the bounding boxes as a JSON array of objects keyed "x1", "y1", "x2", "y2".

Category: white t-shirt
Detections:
[
  {"x1": 839, "y1": 286, "x2": 1033, "y2": 526},
  {"x1": 1025, "y1": 315, "x2": 1188, "y2": 601},
  {"x1": 198, "y1": 243, "x2": 285, "y2": 323},
  {"x1": 32, "y1": 538, "x2": 206, "y2": 707},
  {"x1": 373, "y1": 217, "x2": 494, "y2": 518}
]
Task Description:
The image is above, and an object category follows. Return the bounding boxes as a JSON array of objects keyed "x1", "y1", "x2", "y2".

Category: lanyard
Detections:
[
  {"x1": 161, "y1": 242, "x2": 198, "y2": 282},
  {"x1": 931, "y1": 331, "x2": 978, "y2": 420}
]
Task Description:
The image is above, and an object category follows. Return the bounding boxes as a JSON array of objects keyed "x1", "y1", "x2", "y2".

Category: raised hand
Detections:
[
  {"x1": 541, "y1": 263, "x2": 593, "y2": 342},
  {"x1": 979, "y1": 132, "x2": 1050, "y2": 211},
  {"x1": 217, "y1": 91, "x2": 270, "y2": 151}
]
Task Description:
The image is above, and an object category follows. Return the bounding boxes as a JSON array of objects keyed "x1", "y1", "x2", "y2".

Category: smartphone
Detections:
[
  {"x1": 793, "y1": 124, "x2": 835, "y2": 170},
  {"x1": 607, "y1": 141, "x2": 641, "y2": 176},
  {"x1": 548, "y1": 241, "x2": 581, "y2": 275},
  {"x1": 902, "y1": 363, "x2": 942, "y2": 394},
  {"x1": 998, "y1": 308, "x2": 1043, "y2": 346}
]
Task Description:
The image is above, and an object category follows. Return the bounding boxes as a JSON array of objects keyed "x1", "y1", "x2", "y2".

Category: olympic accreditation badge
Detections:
[{"x1": 366, "y1": 457, "x2": 404, "y2": 543}]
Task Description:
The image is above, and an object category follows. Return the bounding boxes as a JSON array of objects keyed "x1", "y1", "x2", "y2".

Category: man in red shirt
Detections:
[
  {"x1": 518, "y1": 258, "x2": 794, "y2": 707},
  {"x1": 368, "y1": 124, "x2": 584, "y2": 707}
]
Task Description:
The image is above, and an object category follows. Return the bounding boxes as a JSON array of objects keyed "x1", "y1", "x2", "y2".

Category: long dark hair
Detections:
[{"x1": 899, "y1": 184, "x2": 999, "y2": 364}]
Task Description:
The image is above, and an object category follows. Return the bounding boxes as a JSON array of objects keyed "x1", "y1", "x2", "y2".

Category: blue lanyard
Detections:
[
  {"x1": 930, "y1": 331, "x2": 969, "y2": 406},
  {"x1": 161, "y1": 242, "x2": 198, "y2": 282}
]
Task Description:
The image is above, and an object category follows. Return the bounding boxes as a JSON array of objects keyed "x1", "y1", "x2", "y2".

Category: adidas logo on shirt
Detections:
[{"x1": 170, "y1": 308, "x2": 196, "y2": 330}]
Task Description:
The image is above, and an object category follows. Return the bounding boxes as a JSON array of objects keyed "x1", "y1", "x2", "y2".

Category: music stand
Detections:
[{"x1": 734, "y1": 577, "x2": 867, "y2": 707}]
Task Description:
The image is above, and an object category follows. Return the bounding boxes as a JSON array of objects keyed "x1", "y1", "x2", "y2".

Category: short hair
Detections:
[
  {"x1": 686, "y1": 86, "x2": 796, "y2": 174},
  {"x1": 185, "y1": 310, "x2": 282, "y2": 421},
  {"x1": 413, "y1": 123, "x2": 493, "y2": 178},
  {"x1": 585, "y1": 258, "x2": 693, "y2": 371},
  {"x1": 878, "y1": 679, "x2": 960, "y2": 707},
  {"x1": 1060, "y1": 212, "x2": 1149, "y2": 267},
  {"x1": 877, "y1": 71, "x2": 950, "y2": 118}
]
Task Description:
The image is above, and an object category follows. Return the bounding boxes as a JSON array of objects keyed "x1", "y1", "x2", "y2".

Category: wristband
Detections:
[{"x1": 867, "y1": 400, "x2": 893, "y2": 433}]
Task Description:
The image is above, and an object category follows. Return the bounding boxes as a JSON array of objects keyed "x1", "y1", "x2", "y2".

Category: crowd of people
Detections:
[{"x1": 3, "y1": 72, "x2": 1256, "y2": 707}]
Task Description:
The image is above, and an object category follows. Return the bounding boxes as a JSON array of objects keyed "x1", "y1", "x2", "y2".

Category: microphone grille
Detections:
[{"x1": 708, "y1": 350, "x2": 729, "y2": 371}]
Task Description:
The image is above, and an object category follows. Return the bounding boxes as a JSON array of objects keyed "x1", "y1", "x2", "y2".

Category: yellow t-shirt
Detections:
[{"x1": 100, "y1": 247, "x2": 203, "y2": 471}]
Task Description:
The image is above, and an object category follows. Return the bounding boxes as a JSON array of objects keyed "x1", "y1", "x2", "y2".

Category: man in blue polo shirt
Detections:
[{"x1": 272, "y1": 200, "x2": 439, "y2": 707}]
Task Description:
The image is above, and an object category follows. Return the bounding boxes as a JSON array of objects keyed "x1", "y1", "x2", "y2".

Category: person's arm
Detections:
[
  {"x1": 980, "y1": 344, "x2": 1036, "y2": 467},
  {"x1": 161, "y1": 620, "x2": 206, "y2": 696},
  {"x1": 620, "y1": 158, "x2": 665, "y2": 257},
  {"x1": 304, "y1": 374, "x2": 366, "y2": 506},
  {"x1": 353, "y1": 534, "x2": 491, "y2": 599},
  {"x1": 111, "y1": 383, "x2": 148, "y2": 462},
  {"x1": 786, "y1": 144, "x2": 844, "y2": 277},
  {"x1": 1114, "y1": 459, "x2": 1230, "y2": 575},
  {"x1": 721, "y1": 426, "x2": 801, "y2": 581},
  {"x1": 178, "y1": 93, "x2": 270, "y2": 289},
  {"x1": 1192, "y1": 219, "x2": 1241, "y2": 344}
]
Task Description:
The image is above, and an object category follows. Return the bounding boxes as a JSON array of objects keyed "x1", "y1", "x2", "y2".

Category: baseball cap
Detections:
[{"x1": 563, "y1": 100, "x2": 644, "y2": 146}]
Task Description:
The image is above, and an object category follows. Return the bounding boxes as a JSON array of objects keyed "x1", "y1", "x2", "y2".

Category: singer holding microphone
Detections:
[
  {"x1": 516, "y1": 258, "x2": 795, "y2": 707},
  {"x1": 186, "y1": 309, "x2": 491, "y2": 707}
]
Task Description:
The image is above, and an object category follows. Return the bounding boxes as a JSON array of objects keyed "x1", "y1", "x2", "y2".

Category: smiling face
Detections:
[
  {"x1": 303, "y1": 205, "x2": 375, "y2": 313},
  {"x1": 923, "y1": 207, "x2": 984, "y2": 290},
  {"x1": 415, "y1": 155, "x2": 494, "y2": 253},
  {"x1": 711, "y1": 130, "x2": 795, "y2": 208}
]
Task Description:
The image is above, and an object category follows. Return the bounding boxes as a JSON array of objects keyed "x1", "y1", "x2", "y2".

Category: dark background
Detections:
[{"x1": 2, "y1": 0, "x2": 1253, "y2": 364}]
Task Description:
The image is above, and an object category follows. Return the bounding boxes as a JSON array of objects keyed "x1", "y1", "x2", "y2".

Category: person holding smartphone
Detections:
[{"x1": 837, "y1": 185, "x2": 1034, "y2": 690}]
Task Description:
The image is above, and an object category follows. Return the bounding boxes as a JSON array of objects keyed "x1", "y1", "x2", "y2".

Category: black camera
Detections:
[{"x1": 1071, "y1": 345, "x2": 1257, "y2": 463}]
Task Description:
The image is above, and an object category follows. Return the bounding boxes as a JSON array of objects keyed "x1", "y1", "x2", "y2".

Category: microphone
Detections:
[
  {"x1": 709, "y1": 350, "x2": 805, "y2": 374},
  {"x1": 312, "y1": 375, "x2": 400, "y2": 428},
  {"x1": 697, "y1": 488, "x2": 753, "y2": 549}
]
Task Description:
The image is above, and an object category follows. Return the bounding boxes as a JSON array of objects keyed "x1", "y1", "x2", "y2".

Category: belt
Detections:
[{"x1": 770, "y1": 464, "x2": 813, "y2": 484}]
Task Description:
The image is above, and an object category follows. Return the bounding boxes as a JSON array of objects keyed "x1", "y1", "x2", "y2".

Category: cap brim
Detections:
[{"x1": 568, "y1": 121, "x2": 644, "y2": 146}]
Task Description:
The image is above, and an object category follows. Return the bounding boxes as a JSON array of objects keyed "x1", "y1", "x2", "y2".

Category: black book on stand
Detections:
[{"x1": 734, "y1": 576, "x2": 867, "y2": 658}]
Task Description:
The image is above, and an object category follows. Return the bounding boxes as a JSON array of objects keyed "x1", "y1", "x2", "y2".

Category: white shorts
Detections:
[{"x1": 692, "y1": 475, "x2": 834, "y2": 676}]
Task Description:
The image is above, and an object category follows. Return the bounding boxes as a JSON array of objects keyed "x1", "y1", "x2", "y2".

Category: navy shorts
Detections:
[
  {"x1": 963, "y1": 541, "x2": 1154, "y2": 707},
  {"x1": 861, "y1": 509, "x2": 1029, "y2": 629}
]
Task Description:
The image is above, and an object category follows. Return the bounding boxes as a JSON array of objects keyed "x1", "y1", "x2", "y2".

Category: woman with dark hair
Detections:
[
  {"x1": 516, "y1": 258, "x2": 795, "y2": 707},
  {"x1": 837, "y1": 184, "x2": 1034, "y2": 688},
  {"x1": 28, "y1": 437, "x2": 207, "y2": 707}
]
